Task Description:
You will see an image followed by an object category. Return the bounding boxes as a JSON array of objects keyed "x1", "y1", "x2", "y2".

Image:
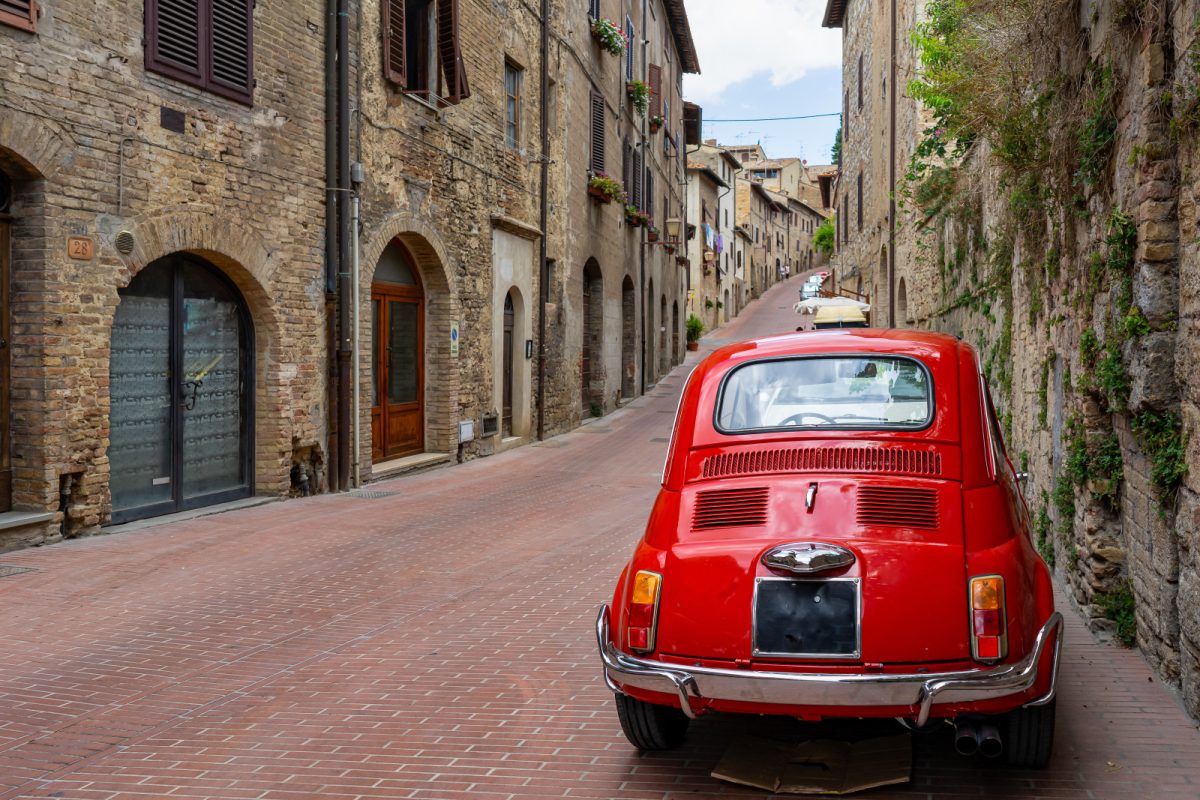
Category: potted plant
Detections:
[
  {"x1": 647, "y1": 224, "x2": 659, "y2": 242},
  {"x1": 625, "y1": 206, "x2": 650, "y2": 227},
  {"x1": 587, "y1": 173, "x2": 625, "y2": 204},
  {"x1": 648, "y1": 114, "x2": 664, "y2": 133},
  {"x1": 663, "y1": 244, "x2": 675, "y2": 255},
  {"x1": 591, "y1": 18, "x2": 626, "y2": 57},
  {"x1": 626, "y1": 80, "x2": 649, "y2": 116},
  {"x1": 686, "y1": 313, "x2": 704, "y2": 350}
]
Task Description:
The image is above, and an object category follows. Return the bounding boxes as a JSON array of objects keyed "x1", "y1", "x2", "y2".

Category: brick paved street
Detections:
[{"x1": 0, "y1": 278, "x2": 1197, "y2": 799}]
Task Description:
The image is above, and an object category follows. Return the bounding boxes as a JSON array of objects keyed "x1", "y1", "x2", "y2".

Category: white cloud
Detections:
[{"x1": 681, "y1": 0, "x2": 842, "y2": 105}]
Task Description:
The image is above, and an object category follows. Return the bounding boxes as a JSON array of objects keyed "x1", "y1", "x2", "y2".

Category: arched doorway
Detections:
[
  {"x1": 659, "y1": 294, "x2": 668, "y2": 375},
  {"x1": 646, "y1": 278, "x2": 655, "y2": 383},
  {"x1": 621, "y1": 275, "x2": 636, "y2": 399},
  {"x1": 582, "y1": 259, "x2": 603, "y2": 414},
  {"x1": 0, "y1": 168, "x2": 12, "y2": 511},
  {"x1": 897, "y1": 277, "x2": 908, "y2": 327},
  {"x1": 109, "y1": 254, "x2": 254, "y2": 523},
  {"x1": 372, "y1": 239, "x2": 425, "y2": 461},
  {"x1": 671, "y1": 300, "x2": 680, "y2": 364},
  {"x1": 503, "y1": 291, "x2": 515, "y2": 435}
]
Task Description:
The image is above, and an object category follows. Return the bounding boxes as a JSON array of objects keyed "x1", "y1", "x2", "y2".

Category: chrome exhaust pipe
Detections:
[
  {"x1": 977, "y1": 722, "x2": 1003, "y2": 758},
  {"x1": 953, "y1": 719, "x2": 980, "y2": 756}
]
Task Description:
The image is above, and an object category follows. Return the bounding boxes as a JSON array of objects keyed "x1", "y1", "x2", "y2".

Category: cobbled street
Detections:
[{"x1": 0, "y1": 277, "x2": 1197, "y2": 800}]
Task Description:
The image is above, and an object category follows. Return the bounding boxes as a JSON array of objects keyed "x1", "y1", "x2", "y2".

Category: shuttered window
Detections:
[
  {"x1": 384, "y1": 0, "x2": 469, "y2": 106},
  {"x1": 589, "y1": 90, "x2": 606, "y2": 174},
  {"x1": 383, "y1": 0, "x2": 406, "y2": 85},
  {"x1": 648, "y1": 64, "x2": 661, "y2": 119},
  {"x1": 631, "y1": 146, "x2": 643, "y2": 209},
  {"x1": 146, "y1": 0, "x2": 253, "y2": 104},
  {"x1": 587, "y1": 0, "x2": 599, "y2": 19},
  {"x1": 437, "y1": 0, "x2": 470, "y2": 103},
  {"x1": 643, "y1": 167, "x2": 653, "y2": 215},
  {"x1": 624, "y1": 16, "x2": 634, "y2": 81},
  {"x1": 0, "y1": 0, "x2": 38, "y2": 32}
]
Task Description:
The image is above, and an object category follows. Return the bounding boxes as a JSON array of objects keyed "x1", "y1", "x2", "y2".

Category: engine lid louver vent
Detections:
[
  {"x1": 693, "y1": 487, "x2": 769, "y2": 530},
  {"x1": 857, "y1": 486, "x2": 939, "y2": 529},
  {"x1": 701, "y1": 446, "x2": 943, "y2": 480}
]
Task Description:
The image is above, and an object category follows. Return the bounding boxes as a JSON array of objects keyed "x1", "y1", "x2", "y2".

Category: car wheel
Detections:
[
  {"x1": 614, "y1": 692, "x2": 690, "y2": 751},
  {"x1": 1003, "y1": 698, "x2": 1055, "y2": 768}
]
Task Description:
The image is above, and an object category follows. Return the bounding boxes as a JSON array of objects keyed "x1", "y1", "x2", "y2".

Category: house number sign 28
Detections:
[{"x1": 67, "y1": 236, "x2": 95, "y2": 260}]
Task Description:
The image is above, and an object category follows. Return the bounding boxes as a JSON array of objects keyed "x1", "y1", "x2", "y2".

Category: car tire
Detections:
[
  {"x1": 1003, "y1": 698, "x2": 1055, "y2": 768},
  {"x1": 614, "y1": 692, "x2": 690, "y2": 751}
]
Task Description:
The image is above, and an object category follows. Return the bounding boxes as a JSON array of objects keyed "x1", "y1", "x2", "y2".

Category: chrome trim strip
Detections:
[{"x1": 597, "y1": 606, "x2": 1063, "y2": 727}]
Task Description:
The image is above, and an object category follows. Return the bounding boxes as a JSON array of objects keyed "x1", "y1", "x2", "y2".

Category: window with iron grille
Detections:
[
  {"x1": 588, "y1": 0, "x2": 600, "y2": 19},
  {"x1": 0, "y1": 0, "x2": 37, "y2": 32},
  {"x1": 504, "y1": 61, "x2": 523, "y2": 148},
  {"x1": 383, "y1": 0, "x2": 470, "y2": 105},
  {"x1": 146, "y1": 0, "x2": 253, "y2": 104}
]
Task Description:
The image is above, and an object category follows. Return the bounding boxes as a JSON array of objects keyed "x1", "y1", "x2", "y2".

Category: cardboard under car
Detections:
[{"x1": 711, "y1": 732, "x2": 912, "y2": 795}]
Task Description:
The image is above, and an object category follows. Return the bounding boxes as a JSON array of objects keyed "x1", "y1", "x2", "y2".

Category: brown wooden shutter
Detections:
[
  {"x1": 590, "y1": 91, "x2": 606, "y2": 174},
  {"x1": 147, "y1": 0, "x2": 203, "y2": 79},
  {"x1": 438, "y1": 0, "x2": 470, "y2": 103},
  {"x1": 632, "y1": 147, "x2": 643, "y2": 209},
  {"x1": 383, "y1": 0, "x2": 406, "y2": 85},
  {"x1": 648, "y1": 64, "x2": 661, "y2": 119},
  {"x1": 210, "y1": 0, "x2": 253, "y2": 99},
  {"x1": 683, "y1": 102, "x2": 702, "y2": 146},
  {"x1": 0, "y1": 0, "x2": 38, "y2": 32}
]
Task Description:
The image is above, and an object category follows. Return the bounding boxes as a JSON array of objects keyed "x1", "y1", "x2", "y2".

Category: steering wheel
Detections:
[{"x1": 779, "y1": 411, "x2": 837, "y2": 427}]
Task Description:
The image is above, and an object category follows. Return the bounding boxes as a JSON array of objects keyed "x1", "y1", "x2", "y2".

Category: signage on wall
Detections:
[
  {"x1": 450, "y1": 320, "x2": 460, "y2": 358},
  {"x1": 67, "y1": 236, "x2": 95, "y2": 260}
]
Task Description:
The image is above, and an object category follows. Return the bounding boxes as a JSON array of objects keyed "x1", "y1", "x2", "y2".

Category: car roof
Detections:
[{"x1": 706, "y1": 328, "x2": 965, "y2": 364}]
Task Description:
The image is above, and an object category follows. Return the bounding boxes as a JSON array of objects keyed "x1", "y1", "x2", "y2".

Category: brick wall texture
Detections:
[{"x1": 0, "y1": 0, "x2": 698, "y2": 545}]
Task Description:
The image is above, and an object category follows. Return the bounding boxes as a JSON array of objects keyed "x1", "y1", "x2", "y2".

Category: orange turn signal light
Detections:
[
  {"x1": 632, "y1": 571, "x2": 662, "y2": 605},
  {"x1": 971, "y1": 576, "x2": 1003, "y2": 611}
]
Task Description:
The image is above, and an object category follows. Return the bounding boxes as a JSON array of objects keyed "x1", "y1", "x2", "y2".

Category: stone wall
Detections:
[
  {"x1": 0, "y1": 0, "x2": 328, "y2": 547},
  {"x1": 895, "y1": 0, "x2": 1200, "y2": 716}
]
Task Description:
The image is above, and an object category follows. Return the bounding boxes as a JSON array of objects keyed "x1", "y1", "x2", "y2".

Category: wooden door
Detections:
[
  {"x1": 502, "y1": 293, "x2": 514, "y2": 436},
  {"x1": 0, "y1": 219, "x2": 10, "y2": 512},
  {"x1": 581, "y1": 278, "x2": 592, "y2": 413},
  {"x1": 371, "y1": 279, "x2": 424, "y2": 461}
]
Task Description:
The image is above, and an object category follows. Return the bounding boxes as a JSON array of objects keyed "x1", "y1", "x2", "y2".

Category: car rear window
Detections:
[{"x1": 716, "y1": 356, "x2": 933, "y2": 432}]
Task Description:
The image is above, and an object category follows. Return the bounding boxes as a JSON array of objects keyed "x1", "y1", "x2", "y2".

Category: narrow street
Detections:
[{"x1": 0, "y1": 279, "x2": 1195, "y2": 800}]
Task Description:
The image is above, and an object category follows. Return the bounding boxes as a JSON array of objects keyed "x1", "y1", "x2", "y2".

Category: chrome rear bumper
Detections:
[{"x1": 596, "y1": 606, "x2": 1062, "y2": 727}]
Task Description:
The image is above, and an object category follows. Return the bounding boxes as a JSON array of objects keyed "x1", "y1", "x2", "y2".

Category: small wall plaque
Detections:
[{"x1": 67, "y1": 236, "x2": 94, "y2": 260}]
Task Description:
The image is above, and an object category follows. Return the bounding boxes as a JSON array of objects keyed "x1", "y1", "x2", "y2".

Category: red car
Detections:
[{"x1": 598, "y1": 329, "x2": 1062, "y2": 767}]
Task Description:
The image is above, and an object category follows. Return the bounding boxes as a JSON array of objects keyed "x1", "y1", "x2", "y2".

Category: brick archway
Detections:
[
  {"x1": 110, "y1": 208, "x2": 288, "y2": 500},
  {"x1": 359, "y1": 213, "x2": 459, "y2": 464},
  {"x1": 0, "y1": 107, "x2": 67, "y2": 181}
]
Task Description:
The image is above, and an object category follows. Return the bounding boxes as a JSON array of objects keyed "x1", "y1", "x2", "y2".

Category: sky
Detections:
[{"x1": 681, "y1": 0, "x2": 843, "y2": 164}]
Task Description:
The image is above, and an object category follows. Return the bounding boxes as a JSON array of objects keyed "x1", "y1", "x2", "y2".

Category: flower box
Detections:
[{"x1": 588, "y1": 185, "x2": 613, "y2": 204}]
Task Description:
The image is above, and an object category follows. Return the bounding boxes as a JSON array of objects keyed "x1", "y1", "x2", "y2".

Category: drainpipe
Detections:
[
  {"x1": 638, "y1": 0, "x2": 648, "y2": 394},
  {"x1": 888, "y1": 0, "x2": 897, "y2": 327},
  {"x1": 536, "y1": 0, "x2": 549, "y2": 441},
  {"x1": 336, "y1": 0, "x2": 352, "y2": 491},
  {"x1": 325, "y1": 0, "x2": 340, "y2": 492},
  {"x1": 351, "y1": 190, "x2": 362, "y2": 487}
]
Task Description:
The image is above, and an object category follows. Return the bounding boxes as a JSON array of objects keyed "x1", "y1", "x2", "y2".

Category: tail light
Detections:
[
  {"x1": 627, "y1": 570, "x2": 663, "y2": 653},
  {"x1": 970, "y1": 575, "x2": 1007, "y2": 663}
]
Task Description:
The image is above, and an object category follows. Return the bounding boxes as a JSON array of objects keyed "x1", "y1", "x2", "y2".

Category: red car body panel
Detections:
[{"x1": 604, "y1": 329, "x2": 1057, "y2": 722}]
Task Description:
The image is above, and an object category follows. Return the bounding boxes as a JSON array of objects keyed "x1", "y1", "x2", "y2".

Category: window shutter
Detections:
[
  {"x1": 0, "y1": 0, "x2": 38, "y2": 32},
  {"x1": 382, "y1": 0, "x2": 406, "y2": 85},
  {"x1": 644, "y1": 168, "x2": 653, "y2": 215},
  {"x1": 590, "y1": 91, "x2": 606, "y2": 174},
  {"x1": 147, "y1": 0, "x2": 203, "y2": 79},
  {"x1": 438, "y1": 0, "x2": 471, "y2": 103},
  {"x1": 632, "y1": 147, "x2": 643, "y2": 209},
  {"x1": 622, "y1": 140, "x2": 631, "y2": 194},
  {"x1": 648, "y1": 64, "x2": 661, "y2": 119},
  {"x1": 625, "y1": 17, "x2": 634, "y2": 81},
  {"x1": 210, "y1": 0, "x2": 253, "y2": 98}
]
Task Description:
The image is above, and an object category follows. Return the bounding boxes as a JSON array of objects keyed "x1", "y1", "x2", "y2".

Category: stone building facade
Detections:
[
  {"x1": 684, "y1": 163, "x2": 724, "y2": 332},
  {"x1": 1, "y1": 0, "x2": 328, "y2": 547},
  {"x1": 826, "y1": 0, "x2": 1200, "y2": 717},
  {"x1": 0, "y1": 0, "x2": 699, "y2": 548},
  {"x1": 687, "y1": 143, "x2": 739, "y2": 327}
]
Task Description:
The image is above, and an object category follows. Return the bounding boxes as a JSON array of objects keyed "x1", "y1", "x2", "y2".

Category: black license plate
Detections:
[{"x1": 753, "y1": 578, "x2": 860, "y2": 658}]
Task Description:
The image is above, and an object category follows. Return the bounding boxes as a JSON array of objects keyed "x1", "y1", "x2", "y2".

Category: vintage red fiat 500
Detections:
[{"x1": 598, "y1": 329, "x2": 1062, "y2": 767}]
